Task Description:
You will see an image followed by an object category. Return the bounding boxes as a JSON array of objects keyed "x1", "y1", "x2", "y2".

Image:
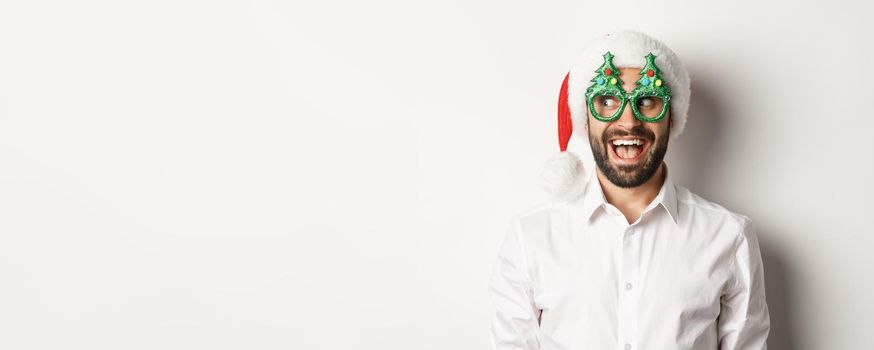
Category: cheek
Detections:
[
  {"x1": 586, "y1": 117, "x2": 605, "y2": 137},
  {"x1": 652, "y1": 120, "x2": 670, "y2": 136}
]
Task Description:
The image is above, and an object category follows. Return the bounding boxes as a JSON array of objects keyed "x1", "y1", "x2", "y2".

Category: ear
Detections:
[{"x1": 667, "y1": 109, "x2": 673, "y2": 130}]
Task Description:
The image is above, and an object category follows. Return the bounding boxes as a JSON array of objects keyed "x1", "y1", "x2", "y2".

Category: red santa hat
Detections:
[{"x1": 541, "y1": 30, "x2": 692, "y2": 200}]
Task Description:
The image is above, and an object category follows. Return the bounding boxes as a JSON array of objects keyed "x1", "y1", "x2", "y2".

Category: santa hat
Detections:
[{"x1": 541, "y1": 30, "x2": 692, "y2": 201}]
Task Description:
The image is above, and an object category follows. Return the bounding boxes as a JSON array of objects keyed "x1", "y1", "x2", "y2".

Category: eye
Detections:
[
  {"x1": 637, "y1": 97, "x2": 655, "y2": 108},
  {"x1": 593, "y1": 95, "x2": 622, "y2": 112}
]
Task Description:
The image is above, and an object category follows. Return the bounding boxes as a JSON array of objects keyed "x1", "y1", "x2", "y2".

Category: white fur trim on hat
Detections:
[{"x1": 568, "y1": 30, "x2": 691, "y2": 143}]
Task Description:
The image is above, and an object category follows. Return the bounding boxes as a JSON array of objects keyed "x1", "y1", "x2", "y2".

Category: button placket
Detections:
[{"x1": 619, "y1": 225, "x2": 639, "y2": 349}]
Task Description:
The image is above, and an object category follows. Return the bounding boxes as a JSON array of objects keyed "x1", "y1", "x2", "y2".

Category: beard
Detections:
[{"x1": 589, "y1": 123, "x2": 669, "y2": 188}]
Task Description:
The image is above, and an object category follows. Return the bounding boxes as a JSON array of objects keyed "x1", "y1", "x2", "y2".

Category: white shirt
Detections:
[{"x1": 488, "y1": 164, "x2": 770, "y2": 349}]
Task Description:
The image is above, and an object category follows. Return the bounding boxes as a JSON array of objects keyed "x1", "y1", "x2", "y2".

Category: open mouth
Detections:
[{"x1": 608, "y1": 137, "x2": 650, "y2": 165}]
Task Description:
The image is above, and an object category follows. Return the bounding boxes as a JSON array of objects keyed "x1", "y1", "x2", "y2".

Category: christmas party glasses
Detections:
[{"x1": 585, "y1": 52, "x2": 672, "y2": 123}]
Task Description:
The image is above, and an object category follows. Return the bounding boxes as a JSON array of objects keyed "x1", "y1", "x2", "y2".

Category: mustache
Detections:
[{"x1": 601, "y1": 125, "x2": 655, "y2": 143}]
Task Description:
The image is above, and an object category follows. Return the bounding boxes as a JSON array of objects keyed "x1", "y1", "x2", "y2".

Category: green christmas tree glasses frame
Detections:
[{"x1": 584, "y1": 52, "x2": 672, "y2": 123}]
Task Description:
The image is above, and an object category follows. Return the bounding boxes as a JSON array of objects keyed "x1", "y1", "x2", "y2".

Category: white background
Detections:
[{"x1": 0, "y1": 0, "x2": 872, "y2": 349}]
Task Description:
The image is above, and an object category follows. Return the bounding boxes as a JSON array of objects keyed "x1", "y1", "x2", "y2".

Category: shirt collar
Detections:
[{"x1": 579, "y1": 164, "x2": 679, "y2": 225}]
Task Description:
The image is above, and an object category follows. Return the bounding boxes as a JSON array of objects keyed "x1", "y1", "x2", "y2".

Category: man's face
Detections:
[{"x1": 587, "y1": 67, "x2": 672, "y2": 188}]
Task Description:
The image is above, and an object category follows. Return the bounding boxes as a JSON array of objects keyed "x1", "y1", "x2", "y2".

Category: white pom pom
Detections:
[{"x1": 540, "y1": 151, "x2": 587, "y2": 201}]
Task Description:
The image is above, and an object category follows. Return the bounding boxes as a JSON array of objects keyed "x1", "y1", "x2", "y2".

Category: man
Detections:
[{"x1": 488, "y1": 30, "x2": 770, "y2": 349}]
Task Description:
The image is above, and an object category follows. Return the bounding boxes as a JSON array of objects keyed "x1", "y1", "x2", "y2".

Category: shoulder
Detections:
[
  {"x1": 510, "y1": 200, "x2": 567, "y2": 227},
  {"x1": 506, "y1": 198, "x2": 579, "y2": 239},
  {"x1": 675, "y1": 185, "x2": 754, "y2": 241}
]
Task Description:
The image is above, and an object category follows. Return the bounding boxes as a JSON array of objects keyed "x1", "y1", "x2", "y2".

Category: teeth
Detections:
[{"x1": 611, "y1": 139, "x2": 644, "y2": 146}]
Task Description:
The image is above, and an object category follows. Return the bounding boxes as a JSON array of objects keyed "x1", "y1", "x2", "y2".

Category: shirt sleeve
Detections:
[
  {"x1": 717, "y1": 217, "x2": 771, "y2": 349},
  {"x1": 488, "y1": 218, "x2": 542, "y2": 350}
]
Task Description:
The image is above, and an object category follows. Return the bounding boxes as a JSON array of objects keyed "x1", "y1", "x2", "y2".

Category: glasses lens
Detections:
[
  {"x1": 634, "y1": 95, "x2": 666, "y2": 119},
  {"x1": 592, "y1": 95, "x2": 623, "y2": 119}
]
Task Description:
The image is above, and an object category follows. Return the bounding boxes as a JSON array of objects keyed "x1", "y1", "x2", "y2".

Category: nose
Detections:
[{"x1": 615, "y1": 100, "x2": 641, "y2": 130}]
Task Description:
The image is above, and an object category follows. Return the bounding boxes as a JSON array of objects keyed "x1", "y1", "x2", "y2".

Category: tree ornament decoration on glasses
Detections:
[{"x1": 585, "y1": 51, "x2": 672, "y2": 123}]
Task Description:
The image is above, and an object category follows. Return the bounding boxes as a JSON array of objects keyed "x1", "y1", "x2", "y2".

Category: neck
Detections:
[{"x1": 596, "y1": 162, "x2": 667, "y2": 216}]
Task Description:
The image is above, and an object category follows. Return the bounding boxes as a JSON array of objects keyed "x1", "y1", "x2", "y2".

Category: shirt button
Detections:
[
  {"x1": 625, "y1": 227, "x2": 633, "y2": 234},
  {"x1": 625, "y1": 282, "x2": 633, "y2": 290},
  {"x1": 625, "y1": 343, "x2": 632, "y2": 350}
]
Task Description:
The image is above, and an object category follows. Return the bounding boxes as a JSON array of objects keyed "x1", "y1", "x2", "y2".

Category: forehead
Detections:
[
  {"x1": 616, "y1": 67, "x2": 643, "y2": 90},
  {"x1": 616, "y1": 66, "x2": 643, "y2": 75}
]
